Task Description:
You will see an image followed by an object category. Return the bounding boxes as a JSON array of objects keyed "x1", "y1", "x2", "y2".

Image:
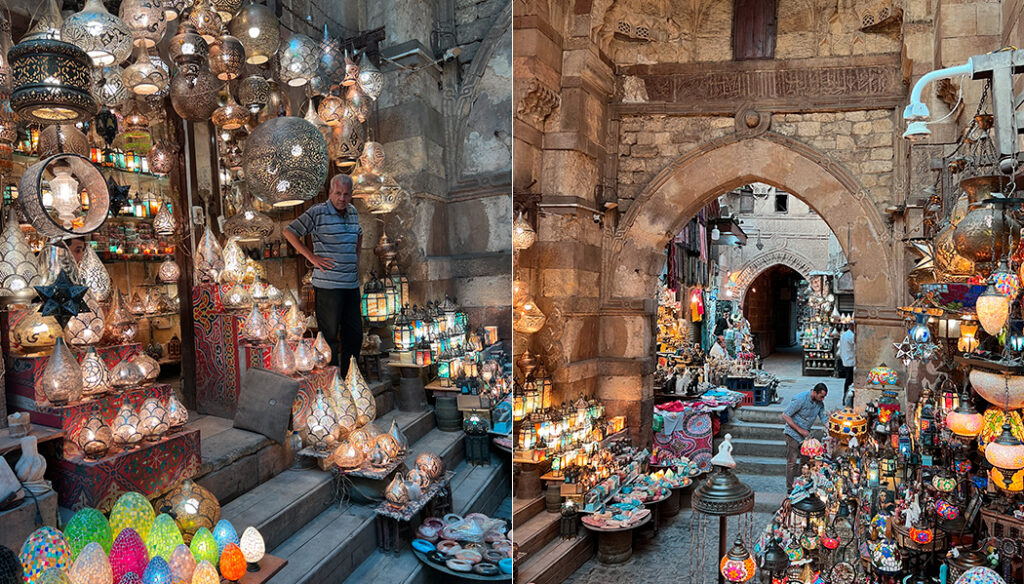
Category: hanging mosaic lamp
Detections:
[
  {"x1": 64, "y1": 508, "x2": 113, "y2": 558},
  {"x1": 166, "y1": 393, "x2": 189, "y2": 430},
  {"x1": 10, "y1": 1, "x2": 98, "y2": 124},
  {"x1": 190, "y1": 561, "x2": 218, "y2": 584},
  {"x1": 120, "y1": 0, "x2": 167, "y2": 48},
  {"x1": 346, "y1": 357, "x2": 375, "y2": 426},
  {"x1": 211, "y1": 520, "x2": 238, "y2": 556},
  {"x1": 62, "y1": 0, "x2": 132, "y2": 67},
  {"x1": 33, "y1": 569, "x2": 67, "y2": 584},
  {"x1": 986, "y1": 422, "x2": 1024, "y2": 479},
  {"x1": 194, "y1": 225, "x2": 224, "y2": 283},
  {"x1": 947, "y1": 395, "x2": 983, "y2": 438},
  {"x1": 167, "y1": 22, "x2": 208, "y2": 81},
  {"x1": 357, "y1": 52, "x2": 383, "y2": 101},
  {"x1": 229, "y1": 0, "x2": 278, "y2": 64},
  {"x1": 0, "y1": 207, "x2": 40, "y2": 303},
  {"x1": 210, "y1": 32, "x2": 245, "y2": 80},
  {"x1": 159, "y1": 479, "x2": 221, "y2": 544},
  {"x1": 237, "y1": 74, "x2": 268, "y2": 112},
  {"x1": 80, "y1": 346, "x2": 111, "y2": 398},
  {"x1": 212, "y1": 91, "x2": 248, "y2": 129},
  {"x1": 108, "y1": 527, "x2": 148, "y2": 583},
  {"x1": 19, "y1": 527, "x2": 72, "y2": 584},
  {"x1": 954, "y1": 567, "x2": 1007, "y2": 584},
  {"x1": 991, "y1": 256, "x2": 1021, "y2": 300},
  {"x1": 63, "y1": 297, "x2": 103, "y2": 344},
  {"x1": 224, "y1": 188, "x2": 273, "y2": 242},
  {"x1": 37, "y1": 337, "x2": 83, "y2": 406},
  {"x1": 189, "y1": 528, "x2": 219, "y2": 567},
  {"x1": 145, "y1": 514, "x2": 184, "y2": 562},
  {"x1": 124, "y1": 44, "x2": 169, "y2": 96},
  {"x1": 76, "y1": 412, "x2": 113, "y2": 459},
  {"x1": 69, "y1": 542, "x2": 112, "y2": 584},
  {"x1": 976, "y1": 282, "x2": 1009, "y2": 335},
  {"x1": 141, "y1": 556, "x2": 172, "y2": 584},
  {"x1": 278, "y1": 32, "x2": 317, "y2": 87},
  {"x1": 111, "y1": 401, "x2": 143, "y2": 447},
  {"x1": 243, "y1": 116, "x2": 328, "y2": 207},
  {"x1": 170, "y1": 67, "x2": 220, "y2": 122},
  {"x1": 167, "y1": 545, "x2": 195, "y2": 582},
  {"x1": 78, "y1": 244, "x2": 112, "y2": 302},
  {"x1": 719, "y1": 538, "x2": 756, "y2": 583},
  {"x1": 303, "y1": 389, "x2": 340, "y2": 451},
  {"x1": 513, "y1": 211, "x2": 536, "y2": 251},
  {"x1": 269, "y1": 331, "x2": 296, "y2": 375}
]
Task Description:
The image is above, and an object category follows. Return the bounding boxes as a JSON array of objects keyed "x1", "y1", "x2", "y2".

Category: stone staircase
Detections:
[
  {"x1": 720, "y1": 406, "x2": 792, "y2": 513},
  {"x1": 183, "y1": 375, "x2": 510, "y2": 584},
  {"x1": 514, "y1": 493, "x2": 594, "y2": 584}
]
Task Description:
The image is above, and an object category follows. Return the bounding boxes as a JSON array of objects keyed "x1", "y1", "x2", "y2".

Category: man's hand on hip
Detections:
[{"x1": 308, "y1": 254, "x2": 335, "y2": 270}]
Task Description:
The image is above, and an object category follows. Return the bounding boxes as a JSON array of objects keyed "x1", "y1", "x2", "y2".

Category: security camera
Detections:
[{"x1": 593, "y1": 213, "x2": 601, "y2": 223}]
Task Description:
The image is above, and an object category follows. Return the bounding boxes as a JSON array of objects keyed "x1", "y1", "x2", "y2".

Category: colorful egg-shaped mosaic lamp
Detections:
[
  {"x1": 238, "y1": 527, "x2": 264, "y2": 569},
  {"x1": 19, "y1": 527, "x2": 72, "y2": 584},
  {"x1": 140, "y1": 556, "x2": 172, "y2": 584},
  {"x1": 166, "y1": 545, "x2": 195, "y2": 583},
  {"x1": 219, "y1": 543, "x2": 246, "y2": 582},
  {"x1": 109, "y1": 492, "x2": 156, "y2": 540},
  {"x1": 108, "y1": 528, "x2": 148, "y2": 584},
  {"x1": 211, "y1": 520, "x2": 239, "y2": 556},
  {"x1": 189, "y1": 528, "x2": 218, "y2": 568},
  {"x1": 69, "y1": 542, "x2": 112, "y2": 584},
  {"x1": 190, "y1": 560, "x2": 219, "y2": 584},
  {"x1": 145, "y1": 514, "x2": 184, "y2": 561},
  {"x1": 64, "y1": 507, "x2": 113, "y2": 558}
]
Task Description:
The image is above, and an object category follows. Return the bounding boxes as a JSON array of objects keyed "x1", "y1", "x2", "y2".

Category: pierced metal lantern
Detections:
[
  {"x1": 61, "y1": 0, "x2": 133, "y2": 67},
  {"x1": 91, "y1": 65, "x2": 130, "y2": 107},
  {"x1": 119, "y1": 0, "x2": 167, "y2": 48},
  {"x1": 209, "y1": 33, "x2": 245, "y2": 80},
  {"x1": 0, "y1": 206, "x2": 41, "y2": 303},
  {"x1": 237, "y1": 75, "x2": 268, "y2": 112},
  {"x1": 212, "y1": 92, "x2": 248, "y2": 129},
  {"x1": 242, "y1": 116, "x2": 327, "y2": 207},
  {"x1": 18, "y1": 153, "x2": 109, "y2": 240},
  {"x1": 167, "y1": 22, "x2": 208, "y2": 81},
  {"x1": 357, "y1": 52, "x2": 383, "y2": 101},
  {"x1": 318, "y1": 25, "x2": 343, "y2": 82},
  {"x1": 170, "y1": 67, "x2": 220, "y2": 122},
  {"x1": 123, "y1": 44, "x2": 169, "y2": 96},
  {"x1": 360, "y1": 276, "x2": 389, "y2": 324},
  {"x1": 223, "y1": 187, "x2": 272, "y2": 242},
  {"x1": 10, "y1": 33, "x2": 97, "y2": 123},
  {"x1": 229, "y1": 0, "x2": 278, "y2": 65},
  {"x1": 277, "y1": 33, "x2": 317, "y2": 87},
  {"x1": 211, "y1": 0, "x2": 242, "y2": 21}
]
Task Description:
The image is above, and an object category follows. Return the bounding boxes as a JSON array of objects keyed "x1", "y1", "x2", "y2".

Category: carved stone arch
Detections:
[
  {"x1": 732, "y1": 250, "x2": 817, "y2": 301},
  {"x1": 445, "y1": 2, "x2": 512, "y2": 188}
]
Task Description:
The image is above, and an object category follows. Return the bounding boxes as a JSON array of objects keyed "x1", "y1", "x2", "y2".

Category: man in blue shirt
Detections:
[
  {"x1": 283, "y1": 174, "x2": 363, "y2": 377},
  {"x1": 782, "y1": 383, "x2": 828, "y2": 492}
]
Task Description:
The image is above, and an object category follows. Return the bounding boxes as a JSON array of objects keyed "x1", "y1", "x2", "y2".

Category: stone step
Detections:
[
  {"x1": 721, "y1": 420, "x2": 788, "y2": 441},
  {"x1": 729, "y1": 437, "x2": 788, "y2": 458},
  {"x1": 220, "y1": 408, "x2": 436, "y2": 552},
  {"x1": 517, "y1": 531, "x2": 594, "y2": 584},
  {"x1": 732, "y1": 454, "x2": 788, "y2": 476},
  {"x1": 338, "y1": 454, "x2": 511, "y2": 584},
  {"x1": 515, "y1": 508, "x2": 560, "y2": 559},
  {"x1": 734, "y1": 406, "x2": 786, "y2": 424},
  {"x1": 512, "y1": 496, "x2": 545, "y2": 526},
  {"x1": 265, "y1": 426, "x2": 471, "y2": 584},
  {"x1": 735, "y1": 473, "x2": 789, "y2": 513}
]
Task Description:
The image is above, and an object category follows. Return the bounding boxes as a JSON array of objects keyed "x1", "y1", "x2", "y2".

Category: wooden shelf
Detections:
[{"x1": 0, "y1": 425, "x2": 63, "y2": 456}]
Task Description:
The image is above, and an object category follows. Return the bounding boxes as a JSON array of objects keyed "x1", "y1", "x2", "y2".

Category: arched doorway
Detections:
[{"x1": 742, "y1": 264, "x2": 805, "y2": 355}]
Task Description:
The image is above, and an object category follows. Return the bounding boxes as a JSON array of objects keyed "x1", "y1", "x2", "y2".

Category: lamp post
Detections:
[{"x1": 692, "y1": 437, "x2": 754, "y2": 584}]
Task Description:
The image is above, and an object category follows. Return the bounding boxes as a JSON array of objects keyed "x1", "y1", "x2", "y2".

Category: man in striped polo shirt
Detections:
[{"x1": 283, "y1": 174, "x2": 363, "y2": 377}]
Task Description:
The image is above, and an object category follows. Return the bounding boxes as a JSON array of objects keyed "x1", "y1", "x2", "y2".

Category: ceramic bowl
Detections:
[
  {"x1": 446, "y1": 559, "x2": 473, "y2": 572},
  {"x1": 454, "y1": 549, "x2": 482, "y2": 564},
  {"x1": 473, "y1": 562, "x2": 499, "y2": 576},
  {"x1": 427, "y1": 550, "x2": 447, "y2": 564},
  {"x1": 499, "y1": 558, "x2": 513, "y2": 574},
  {"x1": 411, "y1": 539, "x2": 435, "y2": 554},
  {"x1": 492, "y1": 540, "x2": 513, "y2": 554},
  {"x1": 484, "y1": 550, "x2": 505, "y2": 564},
  {"x1": 415, "y1": 525, "x2": 439, "y2": 542},
  {"x1": 443, "y1": 513, "x2": 463, "y2": 524},
  {"x1": 465, "y1": 513, "x2": 489, "y2": 523},
  {"x1": 423, "y1": 517, "x2": 445, "y2": 531},
  {"x1": 463, "y1": 542, "x2": 485, "y2": 551},
  {"x1": 437, "y1": 540, "x2": 462, "y2": 555}
]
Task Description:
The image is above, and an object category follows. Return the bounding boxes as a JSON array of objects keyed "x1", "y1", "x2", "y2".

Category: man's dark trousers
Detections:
[{"x1": 315, "y1": 287, "x2": 362, "y2": 378}]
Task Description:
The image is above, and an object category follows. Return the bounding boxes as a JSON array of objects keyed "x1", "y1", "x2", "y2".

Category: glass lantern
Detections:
[
  {"x1": 392, "y1": 307, "x2": 415, "y2": 352},
  {"x1": 112, "y1": 402, "x2": 143, "y2": 448},
  {"x1": 269, "y1": 331, "x2": 296, "y2": 375},
  {"x1": 360, "y1": 276, "x2": 389, "y2": 324},
  {"x1": 37, "y1": 337, "x2": 83, "y2": 406}
]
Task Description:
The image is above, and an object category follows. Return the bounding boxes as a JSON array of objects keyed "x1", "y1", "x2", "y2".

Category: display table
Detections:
[
  {"x1": 236, "y1": 554, "x2": 287, "y2": 583},
  {"x1": 373, "y1": 471, "x2": 454, "y2": 553},
  {"x1": 642, "y1": 492, "x2": 671, "y2": 534},
  {"x1": 583, "y1": 515, "x2": 651, "y2": 564},
  {"x1": 660, "y1": 481, "x2": 692, "y2": 519},
  {"x1": 411, "y1": 548, "x2": 512, "y2": 581}
]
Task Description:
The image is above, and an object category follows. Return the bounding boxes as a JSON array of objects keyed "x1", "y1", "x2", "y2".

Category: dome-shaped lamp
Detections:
[
  {"x1": 242, "y1": 116, "x2": 327, "y2": 207},
  {"x1": 976, "y1": 282, "x2": 1010, "y2": 335},
  {"x1": 119, "y1": 0, "x2": 167, "y2": 48},
  {"x1": 719, "y1": 538, "x2": 755, "y2": 583},
  {"x1": 123, "y1": 44, "x2": 168, "y2": 96},
  {"x1": 237, "y1": 74, "x2": 268, "y2": 112},
  {"x1": 278, "y1": 32, "x2": 317, "y2": 87},
  {"x1": 61, "y1": 0, "x2": 133, "y2": 67},
  {"x1": 229, "y1": 0, "x2": 278, "y2": 65},
  {"x1": 209, "y1": 32, "x2": 245, "y2": 80},
  {"x1": 946, "y1": 394, "x2": 983, "y2": 438},
  {"x1": 986, "y1": 422, "x2": 1024, "y2": 488},
  {"x1": 513, "y1": 211, "x2": 536, "y2": 251}
]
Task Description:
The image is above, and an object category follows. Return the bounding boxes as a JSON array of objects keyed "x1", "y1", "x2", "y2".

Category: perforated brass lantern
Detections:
[
  {"x1": 19, "y1": 154, "x2": 108, "y2": 240},
  {"x1": 0, "y1": 207, "x2": 40, "y2": 303},
  {"x1": 229, "y1": 0, "x2": 278, "y2": 65},
  {"x1": 294, "y1": 338, "x2": 315, "y2": 373},
  {"x1": 239, "y1": 305, "x2": 268, "y2": 343},
  {"x1": 357, "y1": 52, "x2": 383, "y2": 101},
  {"x1": 38, "y1": 124, "x2": 89, "y2": 158},
  {"x1": 329, "y1": 370, "x2": 357, "y2": 433},
  {"x1": 237, "y1": 75, "x2": 268, "y2": 112},
  {"x1": 91, "y1": 65, "x2": 129, "y2": 108},
  {"x1": 194, "y1": 225, "x2": 224, "y2": 283},
  {"x1": 224, "y1": 188, "x2": 273, "y2": 242},
  {"x1": 166, "y1": 393, "x2": 188, "y2": 430},
  {"x1": 513, "y1": 296, "x2": 546, "y2": 334},
  {"x1": 65, "y1": 298, "x2": 105, "y2": 346},
  {"x1": 79, "y1": 245, "x2": 112, "y2": 302},
  {"x1": 10, "y1": 24, "x2": 98, "y2": 124},
  {"x1": 12, "y1": 304, "x2": 61, "y2": 353},
  {"x1": 303, "y1": 389, "x2": 340, "y2": 451},
  {"x1": 76, "y1": 413, "x2": 112, "y2": 459},
  {"x1": 80, "y1": 346, "x2": 111, "y2": 398},
  {"x1": 119, "y1": 0, "x2": 167, "y2": 48},
  {"x1": 167, "y1": 22, "x2": 208, "y2": 81},
  {"x1": 159, "y1": 479, "x2": 221, "y2": 544},
  {"x1": 62, "y1": 0, "x2": 132, "y2": 67},
  {"x1": 112, "y1": 402, "x2": 143, "y2": 448},
  {"x1": 209, "y1": 33, "x2": 245, "y2": 81},
  {"x1": 132, "y1": 352, "x2": 160, "y2": 381},
  {"x1": 139, "y1": 397, "x2": 169, "y2": 441},
  {"x1": 333, "y1": 440, "x2": 362, "y2": 469},
  {"x1": 103, "y1": 290, "x2": 138, "y2": 343},
  {"x1": 278, "y1": 33, "x2": 317, "y2": 87},
  {"x1": 37, "y1": 337, "x2": 83, "y2": 405},
  {"x1": 170, "y1": 67, "x2": 219, "y2": 122},
  {"x1": 243, "y1": 116, "x2": 328, "y2": 207},
  {"x1": 212, "y1": 92, "x2": 248, "y2": 129},
  {"x1": 318, "y1": 93, "x2": 344, "y2": 126},
  {"x1": 347, "y1": 359, "x2": 376, "y2": 426},
  {"x1": 124, "y1": 45, "x2": 168, "y2": 96},
  {"x1": 269, "y1": 331, "x2": 295, "y2": 375}
]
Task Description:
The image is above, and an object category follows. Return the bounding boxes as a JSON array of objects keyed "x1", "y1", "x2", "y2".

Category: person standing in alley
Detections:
[
  {"x1": 839, "y1": 324, "x2": 855, "y2": 406},
  {"x1": 782, "y1": 383, "x2": 828, "y2": 493},
  {"x1": 284, "y1": 174, "x2": 363, "y2": 377}
]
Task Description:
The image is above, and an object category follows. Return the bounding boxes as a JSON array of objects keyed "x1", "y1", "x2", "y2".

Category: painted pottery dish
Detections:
[
  {"x1": 426, "y1": 550, "x2": 446, "y2": 564},
  {"x1": 411, "y1": 539, "x2": 435, "y2": 554},
  {"x1": 499, "y1": 558, "x2": 513, "y2": 574},
  {"x1": 454, "y1": 549, "x2": 482, "y2": 564},
  {"x1": 473, "y1": 562, "x2": 499, "y2": 576},
  {"x1": 436, "y1": 540, "x2": 461, "y2": 554},
  {"x1": 446, "y1": 559, "x2": 472, "y2": 572}
]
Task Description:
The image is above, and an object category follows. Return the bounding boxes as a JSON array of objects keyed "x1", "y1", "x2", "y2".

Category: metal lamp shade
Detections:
[
  {"x1": 10, "y1": 38, "x2": 97, "y2": 123},
  {"x1": 691, "y1": 466, "x2": 754, "y2": 516},
  {"x1": 170, "y1": 67, "x2": 220, "y2": 122},
  {"x1": 277, "y1": 33, "x2": 317, "y2": 87},
  {"x1": 18, "y1": 154, "x2": 109, "y2": 240},
  {"x1": 209, "y1": 34, "x2": 245, "y2": 80},
  {"x1": 229, "y1": 1, "x2": 279, "y2": 65},
  {"x1": 242, "y1": 116, "x2": 327, "y2": 207},
  {"x1": 237, "y1": 75, "x2": 268, "y2": 112},
  {"x1": 61, "y1": 0, "x2": 133, "y2": 67},
  {"x1": 224, "y1": 189, "x2": 273, "y2": 242}
]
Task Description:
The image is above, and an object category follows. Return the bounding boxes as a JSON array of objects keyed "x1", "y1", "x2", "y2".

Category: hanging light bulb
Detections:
[
  {"x1": 987, "y1": 422, "x2": 1024, "y2": 488},
  {"x1": 513, "y1": 296, "x2": 546, "y2": 333},
  {"x1": 48, "y1": 165, "x2": 81, "y2": 228},
  {"x1": 212, "y1": 91, "x2": 249, "y2": 130},
  {"x1": 237, "y1": 74, "x2": 269, "y2": 112},
  {"x1": 977, "y1": 282, "x2": 1010, "y2": 335}
]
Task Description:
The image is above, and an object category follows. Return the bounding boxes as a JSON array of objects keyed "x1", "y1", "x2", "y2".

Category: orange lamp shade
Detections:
[{"x1": 219, "y1": 543, "x2": 246, "y2": 581}]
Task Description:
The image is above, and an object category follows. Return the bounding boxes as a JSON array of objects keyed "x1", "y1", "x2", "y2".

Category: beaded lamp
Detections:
[{"x1": 108, "y1": 528, "x2": 149, "y2": 583}]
